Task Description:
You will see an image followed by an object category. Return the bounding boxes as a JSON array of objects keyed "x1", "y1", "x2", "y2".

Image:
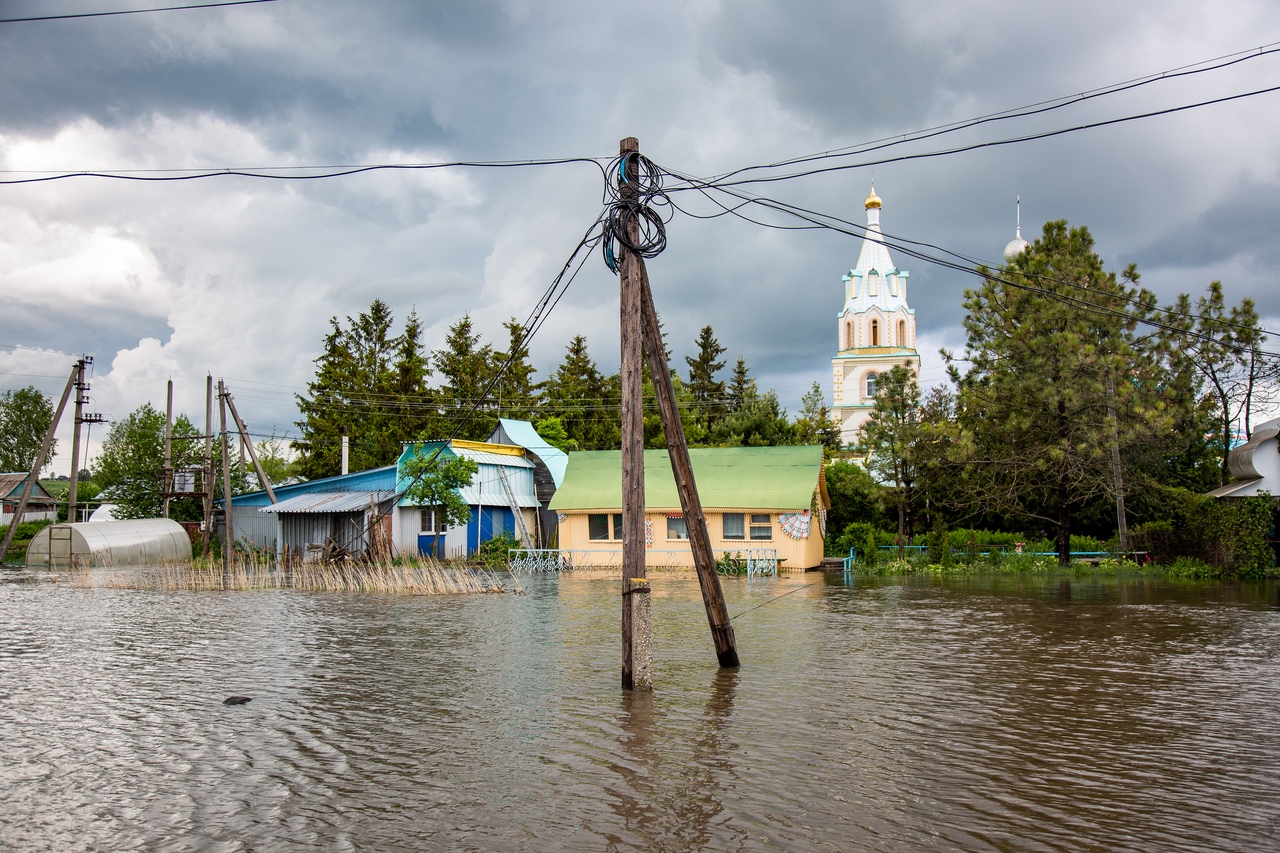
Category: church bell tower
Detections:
[{"x1": 830, "y1": 186, "x2": 921, "y2": 447}]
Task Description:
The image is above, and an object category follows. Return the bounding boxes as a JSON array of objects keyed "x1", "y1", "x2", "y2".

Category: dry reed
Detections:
[{"x1": 67, "y1": 553, "x2": 506, "y2": 595}]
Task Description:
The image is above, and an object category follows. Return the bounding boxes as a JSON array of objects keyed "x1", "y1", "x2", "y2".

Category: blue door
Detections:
[{"x1": 463, "y1": 507, "x2": 511, "y2": 554}]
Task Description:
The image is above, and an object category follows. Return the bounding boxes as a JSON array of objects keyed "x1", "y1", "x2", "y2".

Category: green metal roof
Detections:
[{"x1": 549, "y1": 446, "x2": 827, "y2": 511}]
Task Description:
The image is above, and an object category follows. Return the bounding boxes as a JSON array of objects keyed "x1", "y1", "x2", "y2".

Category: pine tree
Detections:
[
  {"x1": 493, "y1": 318, "x2": 539, "y2": 422},
  {"x1": 795, "y1": 381, "x2": 842, "y2": 455},
  {"x1": 685, "y1": 325, "x2": 727, "y2": 432},
  {"x1": 434, "y1": 314, "x2": 497, "y2": 441},
  {"x1": 727, "y1": 356, "x2": 757, "y2": 413},
  {"x1": 542, "y1": 335, "x2": 619, "y2": 450},
  {"x1": 951, "y1": 220, "x2": 1174, "y2": 565},
  {"x1": 294, "y1": 300, "x2": 436, "y2": 478}
]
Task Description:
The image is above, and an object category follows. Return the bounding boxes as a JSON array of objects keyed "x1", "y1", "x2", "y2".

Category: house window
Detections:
[
  {"x1": 589, "y1": 513, "x2": 624, "y2": 541},
  {"x1": 750, "y1": 514, "x2": 772, "y2": 540},
  {"x1": 420, "y1": 508, "x2": 443, "y2": 534},
  {"x1": 722, "y1": 513, "x2": 745, "y2": 540},
  {"x1": 866, "y1": 372, "x2": 878, "y2": 398},
  {"x1": 667, "y1": 516, "x2": 689, "y2": 540}
]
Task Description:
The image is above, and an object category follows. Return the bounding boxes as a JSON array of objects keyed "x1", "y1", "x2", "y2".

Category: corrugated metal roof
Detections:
[
  {"x1": 231, "y1": 465, "x2": 397, "y2": 508},
  {"x1": 260, "y1": 490, "x2": 397, "y2": 514},
  {"x1": 549, "y1": 446, "x2": 826, "y2": 511}
]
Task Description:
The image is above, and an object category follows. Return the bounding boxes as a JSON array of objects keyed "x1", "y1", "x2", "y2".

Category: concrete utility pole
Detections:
[
  {"x1": 218, "y1": 379, "x2": 233, "y2": 568},
  {"x1": 1, "y1": 362, "x2": 77, "y2": 562},
  {"x1": 616, "y1": 137, "x2": 739, "y2": 688},
  {"x1": 162, "y1": 378, "x2": 173, "y2": 519},
  {"x1": 201, "y1": 375, "x2": 214, "y2": 555}
]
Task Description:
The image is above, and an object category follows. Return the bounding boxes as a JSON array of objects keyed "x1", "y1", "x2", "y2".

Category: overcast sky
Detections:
[{"x1": 3, "y1": 0, "x2": 1280, "y2": 475}]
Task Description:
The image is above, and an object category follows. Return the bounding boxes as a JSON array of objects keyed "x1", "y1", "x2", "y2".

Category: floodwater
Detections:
[{"x1": 2, "y1": 571, "x2": 1279, "y2": 851}]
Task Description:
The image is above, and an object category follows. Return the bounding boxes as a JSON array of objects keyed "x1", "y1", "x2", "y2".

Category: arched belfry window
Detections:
[
  {"x1": 845, "y1": 321, "x2": 853, "y2": 349},
  {"x1": 866, "y1": 372, "x2": 878, "y2": 399},
  {"x1": 870, "y1": 319, "x2": 879, "y2": 346},
  {"x1": 898, "y1": 320, "x2": 906, "y2": 345}
]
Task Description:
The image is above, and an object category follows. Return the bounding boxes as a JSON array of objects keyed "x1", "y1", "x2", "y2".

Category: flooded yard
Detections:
[{"x1": 2, "y1": 570, "x2": 1278, "y2": 851}]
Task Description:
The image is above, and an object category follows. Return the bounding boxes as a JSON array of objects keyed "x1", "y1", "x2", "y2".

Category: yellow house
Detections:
[{"x1": 548, "y1": 446, "x2": 830, "y2": 570}]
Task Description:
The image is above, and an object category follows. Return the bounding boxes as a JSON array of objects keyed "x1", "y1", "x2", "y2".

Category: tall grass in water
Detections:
[{"x1": 68, "y1": 554, "x2": 506, "y2": 594}]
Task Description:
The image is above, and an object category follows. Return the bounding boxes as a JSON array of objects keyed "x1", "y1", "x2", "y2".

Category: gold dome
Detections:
[{"x1": 864, "y1": 187, "x2": 882, "y2": 209}]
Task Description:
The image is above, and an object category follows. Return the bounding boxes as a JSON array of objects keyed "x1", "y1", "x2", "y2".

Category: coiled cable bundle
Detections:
[{"x1": 602, "y1": 151, "x2": 672, "y2": 272}]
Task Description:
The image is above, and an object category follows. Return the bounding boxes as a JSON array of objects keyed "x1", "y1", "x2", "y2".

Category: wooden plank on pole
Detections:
[
  {"x1": 0, "y1": 363, "x2": 77, "y2": 562},
  {"x1": 224, "y1": 389, "x2": 278, "y2": 504},
  {"x1": 637, "y1": 263, "x2": 740, "y2": 668},
  {"x1": 618, "y1": 135, "x2": 646, "y2": 690}
]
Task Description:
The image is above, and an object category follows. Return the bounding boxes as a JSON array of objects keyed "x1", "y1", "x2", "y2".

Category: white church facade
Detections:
[{"x1": 830, "y1": 187, "x2": 921, "y2": 447}]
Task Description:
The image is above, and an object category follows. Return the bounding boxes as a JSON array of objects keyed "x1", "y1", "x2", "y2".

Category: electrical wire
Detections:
[
  {"x1": 0, "y1": 0, "x2": 278, "y2": 24},
  {"x1": 0, "y1": 157, "x2": 610, "y2": 185},
  {"x1": 703, "y1": 42, "x2": 1280, "y2": 184},
  {"x1": 664, "y1": 83, "x2": 1280, "y2": 192},
  {"x1": 658, "y1": 173, "x2": 1280, "y2": 358}
]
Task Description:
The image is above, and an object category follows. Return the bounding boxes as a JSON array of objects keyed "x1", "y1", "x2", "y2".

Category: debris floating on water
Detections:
[{"x1": 222, "y1": 696, "x2": 252, "y2": 706}]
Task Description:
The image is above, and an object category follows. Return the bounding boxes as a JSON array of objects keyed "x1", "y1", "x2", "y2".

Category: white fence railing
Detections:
[{"x1": 507, "y1": 547, "x2": 778, "y2": 577}]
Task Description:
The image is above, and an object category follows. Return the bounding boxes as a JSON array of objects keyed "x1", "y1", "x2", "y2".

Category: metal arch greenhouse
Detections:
[{"x1": 25, "y1": 519, "x2": 192, "y2": 568}]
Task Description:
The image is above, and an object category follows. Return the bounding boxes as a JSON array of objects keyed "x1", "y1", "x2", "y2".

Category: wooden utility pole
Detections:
[
  {"x1": 618, "y1": 137, "x2": 647, "y2": 689},
  {"x1": 201, "y1": 375, "x2": 214, "y2": 554},
  {"x1": 162, "y1": 378, "x2": 173, "y2": 519},
  {"x1": 218, "y1": 379, "x2": 233, "y2": 568},
  {"x1": 638, "y1": 269, "x2": 739, "y2": 667},
  {"x1": 615, "y1": 137, "x2": 740, "y2": 682},
  {"x1": 224, "y1": 388, "x2": 278, "y2": 504},
  {"x1": 0, "y1": 363, "x2": 76, "y2": 562}
]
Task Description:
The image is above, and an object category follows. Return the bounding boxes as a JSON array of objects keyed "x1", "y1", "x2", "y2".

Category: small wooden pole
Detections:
[
  {"x1": 162, "y1": 378, "x2": 173, "y2": 519},
  {"x1": 201, "y1": 374, "x2": 214, "y2": 555},
  {"x1": 224, "y1": 388, "x2": 278, "y2": 504},
  {"x1": 67, "y1": 359, "x2": 86, "y2": 524},
  {"x1": 638, "y1": 266, "x2": 739, "y2": 668},
  {"x1": 0, "y1": 362, "x2": 77, "y2": 561},
  {"x1": 218, "y1": 379, "x2": 234, "y2": 568},
  {"x1": 618, "y1": 136, "x2": 646, "y2": 690}
]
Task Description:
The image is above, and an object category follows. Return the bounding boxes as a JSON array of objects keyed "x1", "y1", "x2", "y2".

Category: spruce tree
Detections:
[
  {"x1": 434, "y1": 314, "x2": 496, "y2": 441},
  {"x1": 685, "y1": 325, "x2": 727, "y2": 432}
]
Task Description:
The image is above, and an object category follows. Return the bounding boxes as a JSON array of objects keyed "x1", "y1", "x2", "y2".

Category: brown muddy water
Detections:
[{"x1": 2, "y1": 570, "x2": 1279, "y2": 851}]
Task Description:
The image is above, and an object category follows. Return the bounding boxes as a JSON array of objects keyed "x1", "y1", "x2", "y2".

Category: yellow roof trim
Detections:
[{"x1": 452, "y1": 439, "x2": 525, "y2": 457}]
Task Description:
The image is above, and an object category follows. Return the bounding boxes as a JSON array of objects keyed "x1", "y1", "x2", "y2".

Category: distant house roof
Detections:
[
  {"x1": 395, "y1": 439, "x2": 538, "y2": 508},
  {"x1": 549, "y1": 446, "x2": 829, "y2": 512},
  {"x1": 0, "y1": 472, "x2": 55, "y2": 505},
  {"x1": 260, "y1": 490, "x2": 398, "y2": 514},
  {"x1": 1207, "y1": 418, "x2": 1280, "y2": 499},
  {"x1": 490, "y1": 418, "x2": 569, "y2": 487},
  {"x1": 227, "y1": 465, "x2": 398, "y2": 508}
]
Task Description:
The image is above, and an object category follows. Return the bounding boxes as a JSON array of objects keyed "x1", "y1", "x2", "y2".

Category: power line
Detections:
[
  {"x1": 0, "y1": 157, "x2": 610, "y2": 185},
  {"x1": 667, "y1": 179, "x2": 1280, "y2": 359},
  {"x1": 665, "y1": 83, "x2": 1280, "y2": 192},
  {"x1": 703, "y1": 42, "x2": 1280, "y2": 184},
  {"x1": 0, "y1": 0, "x2": 278, "y2": 24}
]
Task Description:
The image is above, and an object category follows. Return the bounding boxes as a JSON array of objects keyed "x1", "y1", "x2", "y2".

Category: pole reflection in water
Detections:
[{"x1": 610, "y1": 668, "x2": 741, "y2": 849}]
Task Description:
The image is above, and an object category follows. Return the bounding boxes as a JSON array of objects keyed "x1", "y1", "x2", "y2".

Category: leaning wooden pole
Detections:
[
  {"x1": 224, "y1": 389, "x2": 278, "y2": 504},
  {"x1": 618, "y1": 136, "x2": 646, "y2": 690},
  {"x1": 638, "y1": 266, "x2": 740, "y2": 668},
  {"x1": 1, "y1": 362, "x2": 77, "y2": 562},
  {"x1": 201, "y1": 374, "x2": 214, "y2": 555}
]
